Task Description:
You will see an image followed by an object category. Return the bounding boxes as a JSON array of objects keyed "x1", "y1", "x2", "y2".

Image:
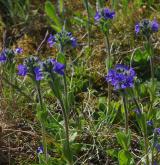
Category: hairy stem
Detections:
[
  {"x1": 36, "y1": 82, "x2": 48, "y2": 162},
  {"x1": 122, "y1": 91, "x2": 128, "y2": 134},
  {"x1": 104, "y1": 34, "x2": 111, "y2": 111},
  {"x1": 50, "y1": 74, "x2": 72, "y2": 164},
  {"x1": 84, "y1": 0, "x2": 91, "y2": 48}
]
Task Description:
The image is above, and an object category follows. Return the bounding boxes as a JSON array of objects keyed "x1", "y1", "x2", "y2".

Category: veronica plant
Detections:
[
  {"x1": 106, "y1": 64, "x2": 136, "y2": 133},
  {"x1": 106, "y1": 64, "x2": 136, "y2": 164},
  {"x1": 0, "y1": 48, "x2": 22, "y2": 75},
  {"x1": 105, "y1": 64, "x2": 137, "y2": 163},
  {"x1": 17, "y1": 56, "x2": 48, "y2": 163},
  {"x1": 0, "y1": 48, "x2": 23, "y2": 105},
  {"x1": 42, "y1": 58, "x2": 73, "y2": 164},
  {"x1": 94, "y1": 7, "x2": 115, "y2": 111},
  {"x1": 46, "y1": 29, "x2": 77, "y2": 164},
  {"x1": 135, "y1": 19, "x2": 159, "y2": 103},
  {"x1": 47, "y1": 30, "x2": 77, "y2": 53},
  {"x1": 135, "y1": 19, "x2": 159, "y2": 165}
]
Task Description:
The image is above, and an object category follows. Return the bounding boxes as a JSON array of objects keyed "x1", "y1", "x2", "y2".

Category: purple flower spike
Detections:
[
  {"x1": 34, "y1": 67, "x2": 43, "y2": 81},
  {"x1": 135, "y1": 23, "x2": 140, "y2": 34},
  {"x1": 15, "y1": 48, "x2": 23, "y2": 54},
  {"x1": 47, "y1": 34, "x2": 56, "y2": 47},
  {"x1": 37, "y1": 146, "x2": 43, "y2": 154},
  {"x1": 94, "y1": 11, "x2": 101, "y2": 21},
  {"x1": 18, "y1": 64, "x2": 27, "y2": 76},
  {"x1": 102, "y1": 8, "x2": 115, "y2": 20},
  {"x1": 151, "y1": 19, "x2": 159, "y2": 32},
  {"x1": 105, "y1": 64, "x2": 136, "y2": 90},
  {"x1": 54, "y1": 62, "x2": 65, "y2": 75}
]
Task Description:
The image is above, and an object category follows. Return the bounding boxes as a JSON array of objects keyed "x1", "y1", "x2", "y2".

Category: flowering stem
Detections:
[
  {"x1": 130, "y1": 89, "x2": 142, "y2": 114},
  {"x1": 122, "y1": 91, "x2": 128, "y2": 134},
  {"x1": 50, "y1": 74, "x2": 72, "y2": 164},
  {"x1": 150, "y1": 56, "x2": 154, "y2": 85},
  {"x1": 84, "y1": 0, "x2": 91, "y2": 48},
  {"x1": 63, "y1": 73, "x2": 73, "y2": 164},
  {"x1": 146, "y1": 38, "x2": 155, "y2": 97},
  {"x1": 35, "y1": 82, "x2": 48, "y2": 162},
  {"x1": 148, "y1": 39, "x2": 154, "y2": 85},
  {"x1": 104, "y1": 34, "x2": 111, "y2": 111}
]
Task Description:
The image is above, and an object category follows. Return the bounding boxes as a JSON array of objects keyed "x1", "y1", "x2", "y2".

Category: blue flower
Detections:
[
  {"x1": 47, "y1": 34, "x2": 56, "y2": 47},
  {"x1": 102, "y1": 8, "x2": 115, "y2": 20},
  {"x1": 147, "y1": 120, "x2": 153, "y2": 126},
  {"x1": 37, "y1": 146, "x2": 43, "y2": 154},
  {"x1": 34, "y1": 67, "x2": 43, "y2": 81},
  {"x1": 70, "y1": 37, "x2": 77, "y2": 48},
  {"x1": 135, "y1": 23, "x2": 140, "y2": 34},
  {"x1": 94, "y1": 11, "x2": 101, "y2": 21},
  {"x1": 106, "y1": 64, "x2": 136, "y2": 90},
  {"x1": 18, "y1": 64, "x2": 28, "y2": 76},
  {"x1": 0, "y1": 51, "x2": 7, "y2": 63},
  {"x1": 151, "y1": 19, "x2": 159, "y2": 32},
  {"x1": 135, "y1": 19, "x2": 159, "y2": 36},
  {"x1": 94, "y1": 8, "x2": 115, "y2": 22},
  {"x1": 15, "y1": 48, "x2": 23, "y2": 54},
  {"x1": 66, "y1": 32, "x2": 77, "y2": 48},
  {"x1": 54, "y1": 61, "x2": 65, "y2": 75},
  {"x1": 48, "y1": 31, "x2": 77, "y2": 49}
]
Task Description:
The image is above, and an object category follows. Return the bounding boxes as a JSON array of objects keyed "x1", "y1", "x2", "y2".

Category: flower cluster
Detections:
[
  {"x1": 18, "y1": 56, "x2": 43, "y2": 81},
  {"x1": 0, "y1": 48, "x2": 23, "y2": 63},
  {"x1": 42, "y1": 58, "x2": 65, "y2": 76},
  {"x1": 135, "y1": 19, "x2": 159, "y2": 36},
  {"x1": 47, "y1": 30, "x2": 77, "y2": 48},
  {"x1": 105, "y1": 64, "x2": 136, "y2": 90},
  {"x1": 94, "y1": 8, "x2": 115, "y2": 22},
  {"x1": 18, "y1": 57, "x2": 65, "y2": 81}
]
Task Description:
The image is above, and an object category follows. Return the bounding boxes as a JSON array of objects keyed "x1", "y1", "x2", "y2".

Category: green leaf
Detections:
[
  {"x1": 36, "y1": 103, "x2": 48, "y2": 122},
  {"x1": 45, "y1": 1, "x2": 61, "y2": 31},
  {"x1": 72, "y1": 16, "x2": 86, "y2": 27},
  {"x1": 107, "y1": 149, "x2": 118, "y2": 158},
  {"x1": 63, "y1": 140, "x2": 73, "y2": 164},
  {"x1": 98, "y1": 97, "x2": 107, "y2": 111},
  {"x1": 136, "y1": 113, "x2": 147, "y2": 135},
  {"x1": 133, "y1": 49, "x2": 149, "y2": 62},
  {"x1": 118, "y1": 150, "x2": 134, "y2": 165},
  {"x1": 116, "y1": 131, "x2": 131, "y2": 151},
  {"x1": 57, "y1": 52, "x2": 66, "y2": 64},
  {"x1": 156, "y1": 110, "x2": 160, "y2": 120},
  {"x1": 59, "y1": 0, "x2": 64, "y2": 14},
  {"x1": 50, "y1": 24, "x2": 62, "y2": 32}
]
